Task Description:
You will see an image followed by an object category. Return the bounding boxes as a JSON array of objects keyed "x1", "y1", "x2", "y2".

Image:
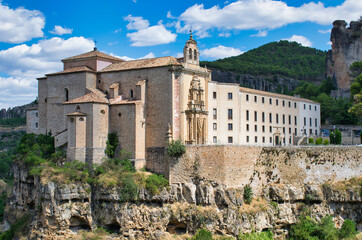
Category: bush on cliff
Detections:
[
  {"x1": 243, "y1": 185, "x2": 253, "y2": 204},
  {"x1": 167, "y1": 140, "x2": 186, "y2": 158},
  {"x1": 191, "y1": 229, "x2": 213, "y2": 240},
  {"x1": 238, "y1": 230, "x2": 273, "y2": 240},
  {"x1": 145, "y1": 174, "x2": 169, "y2": 194}
]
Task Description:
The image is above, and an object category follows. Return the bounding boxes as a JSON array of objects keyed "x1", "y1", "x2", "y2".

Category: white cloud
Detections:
[
  {"x1": 167, "y1": 11, "x2": 176, "y2": 19},
  {"x1": 201, "y1": 45, "x2": 243, "y2": 59},
  {"x1": 318, "y1": 29, "x2": 331, "y2": 34},
  {"x1": 50, "y1": 25, "x2": 73, "y2": 35},
  {"x1": 108, "y1": 41, "x2": 118, "y2": 46},
  {"x1": 177, "y1": 0, "x2": 362, "y2": 37},
  {"x1": 251, "y1": 30, "x2": 268, "y2": 37},
  {"x1": 139, "y1": 52, "x2": 155, "y2": 59},
  {"x1": 127, "y1": 24, "x2": 177, "y2": 47},
  {"x1": 109, "y1": 52, "x2": 155, "y2": 61},
  {"x1": 219, "y1": 32, "x2": 231, "y2": 37},
  {"x1": 0, "y1": 2, "x2": 45, "y2": 43},
  {"x1": 124, "y1": 15, "x2": 150, "y2": 30},
  {"x1": 0, "y1": 37, "x2": 95, "y2": 108},
  {"x1": 327, "y1": 41, "x2": 332, "y2": 45},
  {"x1": 283, "y1": 35, "x2": 313, "y2": 47}
]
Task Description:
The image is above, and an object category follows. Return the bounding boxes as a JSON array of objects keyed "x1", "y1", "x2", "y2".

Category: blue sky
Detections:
[{"x1": 0, "y1": 0, "x2": 361, "y2": 108}]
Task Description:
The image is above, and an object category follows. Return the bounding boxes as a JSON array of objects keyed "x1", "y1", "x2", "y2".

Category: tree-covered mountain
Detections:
[{"x1": 201, "y1": 41, "x2": 327, "y2": 81}]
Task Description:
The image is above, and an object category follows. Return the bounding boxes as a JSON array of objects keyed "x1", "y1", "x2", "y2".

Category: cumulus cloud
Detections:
[
  {"x1": 177, "y1": 0, "x2": 362, "y2": 37},
  {"x1": 124, "y1": 15, "x2": 150, "y2": 30},
  {"x1": 0, "y1": 37, "x2": 94, "y2": 108},
  {"x1": 218, "y1": 32, "x2": 231, "y2": 37},
  {"x1": 50, "y1": 25, "x2": 73, "y2": 35},
  {"x1": 318, "y1": 29, "x2": 331, "y2": 34},
  {"x1": 201, "y1": 45, "x2": 243, "y2": 59},
  {"x1": 0, "y1": 2, "x2": 45, "y2": 43},
  {"x1": 251, "y1": 30, "x2": 268, "y2": 37},
  {"x1": 283, "y1": 35, "x2": 313, "y2": 47},
  {"x1": 109, "y1": 52, "x2": 155, "y2": 61}
]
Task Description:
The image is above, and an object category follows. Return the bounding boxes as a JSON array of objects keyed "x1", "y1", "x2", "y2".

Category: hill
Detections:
[{"x1": 201, "y1": 40, "x2": 327, "y2": 82}]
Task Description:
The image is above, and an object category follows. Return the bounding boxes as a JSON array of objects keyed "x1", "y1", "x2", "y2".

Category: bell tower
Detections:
[{"x1": 183, "y1": 31, "x2": 199, "y2": 66}]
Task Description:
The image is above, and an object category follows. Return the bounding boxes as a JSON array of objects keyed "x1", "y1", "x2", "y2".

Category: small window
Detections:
[
  {"x1": 288, "y1": 101, "x2": 291, "y2": 108},
  {"x1": 213, "y1": 108, "x2": 217, "y2": 120},
  {"x1": 189, "y1": 48, "x2": 192, "y2": 59},
  {"x1": 118, "y1": 112, "x2": 122, "y2": 117},
  {"x1": 194, "y1": 49, "x2": 197, "y2": 60},
  {"x1": 304, "y1": 117, "x2": 306, "y2": 126},
  {"x1": 309, "y1": 105, "x2": 311, "y2": 110},
  {"x1": 228, "y1": 137, "x2": 233, "y2": 143},
  {"x1": 295, "y1": 116, "x2": 297, "y2": 125},
  {"x1": 130, "y1": 89, "x2": 134, "y2": 99},
  {"x1": 276, "y1": 114, "x2": 279, "y2": 124},
  {"x1": 213, "y1": 136, "x2": 217, "y2": 143},
  {"x1": 269, "y1": 113, "x2": 272, "y2": 123},
  {"x1": 289, "y1": 137, "x2": 292, "y2": 144},
  {"x1": 254, "y1": 111, "x2": 257, "y2": 122},
  {"x1": 246, "y1": 94, "x2": 249, "y2": 101},
  {"x1": 282, "y1": 100, "x2": 285, "y2": 106},
  {"x1": 254, "y1": 125, "x2": 257, "y2": 132},
  {"x1": 262, "y1": 125, "x2": 265, "y2": 132},
  {"x1": 262, "y1": 137, "x2": 265, "y2": 143},
  {"x1": 310, "y1": 129, "x2": 313, "y2": 135},
  {"x1": 98, "y1": 79, "x2": 101, "y2": 84},
  {"x1": 246, "y1": 110, "x2": 249, "y2": 121},
  {"x1": 79, "y1": 117, "x2": 84, "y2": 121},
  {"x1": 315, "y1": 118, "x2": 317, "y2": 127},
  {"x1": 289, "y1": 128, "x2": 291, "y2": 134},
  {"x1": 254, "y1": 96, "x2": 257, "y2": 102},
  {"x1": 262, "y1": 112, "x2": 265, "y2": 122},
  {"x1": 315, "y1": 130, "x2": 318, "y2": 136},
  {"x1": 283, "y1": 127, "x2": 285, "y2": 134},
  {"x1": 304, "y1": 104, "x2": 306, "y2": 109},
  {"x1": 262, "y1": 97, "x2": 265, "y2": 103},
  {"x1": 76, "y1": 105, "x2": 80, "y2": 111},
  {"x1": 255, "y1": 136, "x2": 258, "y2": 143},
  {"x1": 269, "y1": 98, "x2": 272, "y2": 105},
  {"x1": 276, "y1": 99, "x2": 279, "y2": 106},
  {"x1": 282, "y1": 114, "x2": 285, "y2": 124},
  {"x1": 295, "y1": 128, "x2": 297, "y2": 135},
  {"x1": 100, "y1": 110, "x2": 105, "y2": 114},
  {"x1": 228, "y1": 92, "x2": 233, "y2": 100},
  {"x1": 246, "y1": 124, "x2": 249, "y2": 131},
  {"x1": 213, "y1": 92, "x2": 217, "y2": 99},
  {"x1": 294, "y1": 102, "x2": 297, "y2": 108},
  {"x1": 270, "y1": 126, "x2": 272, "y2": 133},
  {"x1": 64, "y1": 88, "x2": 69, "y2": 101},
  {"x1": 288, "y1": 115, "x2": 291, "y2": 125},
  {"x1": 310, "y1": 118, "x2": 312, "y2": 127},
  {"x1": 35, "y1": 123, "x2": 38, "y2": 128},
  {"x1": 315, "y1": 106, "x2": 317, "y2": 111},
  {"x1": 228, "y1": 109, "x2": 233, "y2": 120},
  {"x1": 270, "y1": 137, "x2": 272, "y2": 143},
  {"x1": 213, "y1": 123, "x2": 217, "y2": 130},
  {"x1": 35, "y1": 112, "x2": 38, "y2": 117},
  {"x1": 246, "y1": 136, "x2": 249, "y2": 142},
  {"x1": 228, "y1": 123, "x2": 233, "y2": 130}
]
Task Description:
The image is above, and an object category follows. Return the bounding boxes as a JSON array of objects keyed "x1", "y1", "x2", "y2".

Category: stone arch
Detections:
[{"x1": 194, "y1": 49, "x2": 197, "y2": 60}]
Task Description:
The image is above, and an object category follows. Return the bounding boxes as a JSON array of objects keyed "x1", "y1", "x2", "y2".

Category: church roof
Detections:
[
  {"x1": 109, "y1": 96, "x2": 141, "y2": 105},
  {"x1": 239, "y1": 87, "x2": 318, "y2": 104},
  {"x1": 100, "y1": 56, "x2": 181, "y2": 72},
  {"x1": 46, "y1": 66, "x2": 95, "y2": 76},
  {"x1": 62, "y1": 49, "x2": 124, "y2": 62},
  {"x1": 67, "y1": 111, "x2": 87, "y2": 116},
  {"x1": 63, "y1": 91, "x2": 109, "y2": 105}
]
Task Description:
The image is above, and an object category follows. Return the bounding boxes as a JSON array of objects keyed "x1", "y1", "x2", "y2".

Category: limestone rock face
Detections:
[
  {"x1": 6, "y1": 164, "x2": 362, "y2": 239},
  {"x1": 328, "y1": 19, "x2": 362, "y2": 95}
]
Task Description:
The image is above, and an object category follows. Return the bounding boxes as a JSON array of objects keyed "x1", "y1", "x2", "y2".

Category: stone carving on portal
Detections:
[{"x1": 185, "y1": 75, "x2": 207, "y2": 144}]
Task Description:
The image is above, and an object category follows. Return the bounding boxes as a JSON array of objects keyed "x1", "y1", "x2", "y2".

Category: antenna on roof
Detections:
[{"x1": 94, "y1": 40, "x2": 98, "y2": 51}]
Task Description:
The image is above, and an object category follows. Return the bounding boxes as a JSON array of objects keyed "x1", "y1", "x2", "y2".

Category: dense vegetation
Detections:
[
  {"x1": 349, "y1": 61, "x2": 362, "y2": 120},
  {"x1": 201, "y1": 41, "x2": 326, "y2": 81},
  {"x1": 0, "y1": 117, "x2": 26, "y2": 128}
]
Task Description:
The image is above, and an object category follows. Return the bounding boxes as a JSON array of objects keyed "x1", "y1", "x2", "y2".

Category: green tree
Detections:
[
  {"x1": 243, "y1": 185, "x2": 253, "y2": 204},
  {"x1": 105, "y1": 132, "x2": 119, "y2": 158}
]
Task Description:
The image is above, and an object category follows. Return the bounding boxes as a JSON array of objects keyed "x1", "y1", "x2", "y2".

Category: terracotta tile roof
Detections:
[
  {"x1": 110, "y1": 97, "x2": 140, "y2": 105},
  {"x1": 46, "y1": 66, "x2": 95, "y2": 76},
  {"x1": 62, "y1": 50, "x2": 124, "y2": 62},
  {"x1": 109, "y1": 83, "x2": 119, "y2": 89},
  {"x1": 100, "y1": 56, "x2": 181, "y2": 72},
  {"x1": 239, "y1": 87, "x2": 318, "y2": 104},
  {"x1": 67, "y1": 111, "x2": 87, "y2": 116},
  {"x1": 63, "y1": 91, "x2": 109, "y2": 105}
]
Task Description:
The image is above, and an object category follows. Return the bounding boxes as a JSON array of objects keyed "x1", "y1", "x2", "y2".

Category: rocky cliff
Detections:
[
  {"x1": 5, "y1": 163, "x2": 361, "y2": 239},
  {"x1": 0, "y1": 101, "x2": 37, "y2": 119},
  {"x1": 327, "y1": 19, "x2": 362, "y2": 97}
]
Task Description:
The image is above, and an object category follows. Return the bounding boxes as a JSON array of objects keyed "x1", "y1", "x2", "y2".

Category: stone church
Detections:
[{"x1": 27, "y1": 34, "x2": 321, "y2": 166}]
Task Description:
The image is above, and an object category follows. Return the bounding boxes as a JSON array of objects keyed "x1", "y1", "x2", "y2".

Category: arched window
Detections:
[
  {"x1": 189, "y1": 49, "x2": 192, "y2": 59},
  {"x1": 64, "y1": 88, "x2": 69, "y2": 101},
  {"x1": 194, "y1": 49, "x2": 197, "y2": 60},
  {"x1": 76, "y1": 105, "x2": 80, "y2": 111},
  {"x1": 130, "y1": 89, "x2": 134, "y2": 99}
]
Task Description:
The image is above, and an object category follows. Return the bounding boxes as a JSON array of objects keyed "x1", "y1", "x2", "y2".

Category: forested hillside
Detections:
[{"x1": 201, "y1": 41, "x2": 327, "y2": 81}]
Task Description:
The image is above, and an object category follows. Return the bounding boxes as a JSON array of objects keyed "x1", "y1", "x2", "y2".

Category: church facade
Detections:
[{"x1": 27, "y1": 34, "x2": 320, "y2": 165}]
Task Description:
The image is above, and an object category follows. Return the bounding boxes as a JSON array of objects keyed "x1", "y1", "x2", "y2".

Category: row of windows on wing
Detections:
[
  {"x1": 212, "y1": 91, "x2": 319, "y2": 111},
  {"x1": 213, "y1": 135, "x2": 297, "y2": 144}
]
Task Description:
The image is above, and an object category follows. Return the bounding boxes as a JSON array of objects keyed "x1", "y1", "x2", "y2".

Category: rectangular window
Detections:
[
  {"x1": 254, "y1": 111, "x2": 257, "y2": 122},
  {"x1": 269, "y1": 113, "x2": 272, "y2": 123},
  {"x1": 315, "y1": 130, "x2": 318, "y2": 136},
  {"x1": 269, "y1": 98, "x2": 272, "y2": 105},
  {"x1": 315, "y1": 118, "x2": 317, "y2": 127},
  {"x1": 246, "y1": 110, "x2": 249, "y2": 121},
  {"x1": 228, "y1": 123, "x2": 233, "y2": 130},
  {"x1": 295, "y1": 128, "x2": 297, "y2": 136},
  {"x1": 213, "y1": 136, "x2": 217, "y2": 143},
  {"x1": 246, "y1": 94, "x2": 249, "y2": 101},
  {"x1": 262, "y1": 97, "x2": 265, "y2": 103},
  {"x1": 35, "y1": 123, "x2": 38, "y2": 128},
  {"x1": 289, "y1": 128, "x2": 291, "y2": 134},
  {"x1": 283, "y1": 100, "x2": 285, "y2": 106},
  {"x1": 283, "y1": 127, "x2": 285, "y2": 134},
  {"x1": 276, "y1": 114, "x2": 279, "y2": 124},
  {"x1": 263, "y1": 137, "x2": 265, "y2": 143},
  {"x1": 294, "y1": 102, "x2": 297, "y2": 108},
  {"x1": 282, "y1": 114, "x2": 285, "y2": 124},
  {"x1": 254, "y1": 96, "x2": 257, "y2": 102},
  {"x1": 255, "y1": 136, "x2": 258, "y2": 143},
  {"x1": 288, "y1": 115, "x2": 291, "y2": 125},
  {"x1": 283, "y1": 138, "x2": 285, "y2": 144},
  {"x1": 276, "y1": 99, "x2": 279, "y2": 106},
  {"x1": 246, "y1": 124, "x2": 249, "y2": 131},
  {"x1": 315, "y1": 106, "x2": 317, "y2": 111},
  {"x1": 213, "y1": 91, "x2": 217, "y2": 99},
  {"x1": 254, "y1": 125, "x2": 257, "y2": 132},
  {"x1": 262, "y1": 112, "x2": 265, "y2": 122},
  {"x1": 262, "y1": 125, "x2": 265, "y2": 132},
  {"x1": 35, "y1": 112, "x2": 38, "y2": 117},
  {"x1": 295, "y1": 116, "x2": 297, "y2": 125},
  {"x1": 270, "y1": 137, "x2": 272, "y2": 143},
  {"x1": 309, "y1": 105, "x2": 311, "y2": 110},
  {"x1": 228, "y1": 92, "x2": 233, "y2": 99},
  {"x1": 288, "y1": 101, "x2": 291, "y2": 108},
  {"x1": 228, "y1": 109, "x2": 233, "y2": 120},
  {"x1": 246, "y1": 136, "x2": 249, "y2": 142},
  {"x1": 289, "y1": 137, "x2": 291, "y2": 144},
  {"x1": 228, "y1": 137, "x2": 233, "y2": 143},
  {"x1": 304, "y1": 104, "x2": 306, "y2": 109},
  {"x1": 213, "y1": 123, "x2": 217, "y2": 130},
  {"x1": 310, "y1": 129, "x2": 313, "y2": 135},
  {"x1": 213, "y1": 108, "x2": 217, "y2": 120},
  {"x1": 310, "y1": 118, "x2": 312, "y2": 127},
  {"x1": 270, "y1": 126, "x2": 272, "y2": 133},
  {"x1": 304, "y1": 117, "x2": 306, "y2": 126}
]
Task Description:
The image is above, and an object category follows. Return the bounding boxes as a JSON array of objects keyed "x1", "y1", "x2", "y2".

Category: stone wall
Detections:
[{"x1": 147, "y1": 145, "x2": 362, "y2": 195}]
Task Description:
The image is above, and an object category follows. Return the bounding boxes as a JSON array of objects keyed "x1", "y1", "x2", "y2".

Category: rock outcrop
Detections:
[
  {"x1": 6, "y1": 164, "x2": 361, "y2": 239},
  {"x1": 327, "y1": 19, "x2": 362, "y2": 97},
  {"x1": 0, "y1": 101, "x2": 37, "y2": 119}
]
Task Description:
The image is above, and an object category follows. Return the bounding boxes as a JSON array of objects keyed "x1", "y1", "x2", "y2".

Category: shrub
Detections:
[
  {"x1": 308, "y1": 138, "x2": 314, "y2": 144},
  {"x1": 119, "y1": 174, "x2": 138, "y2": 201},
  {"x1": 315, "y1": 137, "x2": 323, "y2": 145},
  {"x1": 329, "y1": 131, "x2": 335, "y2": 144},
  {"x1": 339, "y1": 219, "x2": 357, "y2": 239},
  {"x1": 243, "y1": 185, "x2": 253, "y2": 204},
  {"x1": 191, "y1": 229, "x2": 213, "y2": 240},
  {"x1": 145, "y1": 174, "x2": 169, "y2": 194},
  {"x1": 334, "y1": 130, "x2": 342, "y2": 145},
  {"x1": 167, "y1": 140, "x2": 186, "y2": 158},
  {"x1": 105, "y1": 132, "x2": 118, "y2": 158},
  {"x1": 238, "y1": 230, "x2": 273, "y2": 240},
  {"x1": 323, "y1": 139, "x2": 329, "y2": 145}
]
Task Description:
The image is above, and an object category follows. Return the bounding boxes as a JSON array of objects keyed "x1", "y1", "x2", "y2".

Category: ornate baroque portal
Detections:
[{"x1": 185, "y1": 75, "x2": 208, "y2": 144}]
